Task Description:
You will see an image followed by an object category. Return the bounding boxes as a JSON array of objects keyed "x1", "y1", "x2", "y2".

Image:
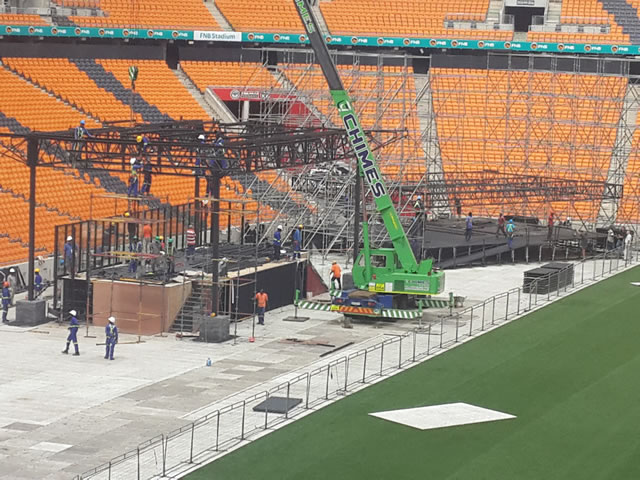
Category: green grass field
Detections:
[{"x1": 187, "y1": 266, "x2": 640, "y2": 480}]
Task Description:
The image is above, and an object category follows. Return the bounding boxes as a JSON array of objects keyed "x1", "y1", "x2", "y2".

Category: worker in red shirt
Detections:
[
  {"x1": 547, "y1": 212, "x2": 555, "y2": 242},
  {"x1": 186, "y1": 224, "x2": 196, "y2": 259},
  {"x1": 255, "y1": 289, "x2": 268, "y2": 325},
  {"x1": 330, "y1": 261, "x2": 342, "y2": 290},
  {"x1": 142, "y1": 223, "x2": 152, "y2": 254}
]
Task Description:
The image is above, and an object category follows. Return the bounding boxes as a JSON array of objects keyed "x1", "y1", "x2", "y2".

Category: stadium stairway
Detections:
[
  {"x1": 202, "y1": 1, "x2": 234, "y2": 31},
  {"x1": 70, "y1": 58, "x2": 171, "y2": 123},
  {"x1": 173, "y1": 67, "x2": 229, "y2": 121},
  {"x1": 600, "y1": 0, "x2": 640, "y2": 44}
]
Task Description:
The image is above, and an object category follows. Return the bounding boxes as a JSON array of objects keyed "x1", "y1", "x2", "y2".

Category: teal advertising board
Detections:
[{"x1": 1, "y1": 25, "x2": 639, "y2": 56}]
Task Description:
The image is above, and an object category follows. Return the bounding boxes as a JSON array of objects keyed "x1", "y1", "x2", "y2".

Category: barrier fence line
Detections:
[{"x1": 75, "y1": 245, "x2": 639, "y2": 480}]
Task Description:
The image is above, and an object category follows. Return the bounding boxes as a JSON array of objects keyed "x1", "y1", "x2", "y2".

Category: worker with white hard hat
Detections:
[
  {"x1": 7, "y1": 268, "x2": 17, "y2": 306},
  {"x1": 64, "y1": 235, "x2": 75, "y2": 277},
  {"x1": 127, "y1": 157, "x2": 140, "y2": 197},
  {"x1": 105, "y1": 316, "x2": 118, "y2": 360},
  {"x1": 62, "y1": 309, "x2": 80, "y2": 356},
  {"x1": 273, "y1": 225, "x2": 283, "y2": 261}
]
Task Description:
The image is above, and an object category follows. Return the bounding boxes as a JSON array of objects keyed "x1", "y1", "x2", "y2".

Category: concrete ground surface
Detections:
[{"x1": 0, "y1": 256, "x2": 617, "y2": 479}]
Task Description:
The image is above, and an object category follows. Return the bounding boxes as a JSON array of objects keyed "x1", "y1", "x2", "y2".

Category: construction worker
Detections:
[
  {"x1": 73, "y1": 119, "x2": 93, "y2": 166},
  {"x1": 255, "y1": 289, "x2": 268, "y2": 325},
  {"x1": 465, "y1": 212, "x2": 473, "y2": 241},
  {"x1": 125, "y1": 211, "x2": 138, "y2": 250},
  {"x1": 330, "y1": 261, "x2": 342, "y2": 290},
  {"x1": 506, "y1": 219, "x2": 515, "y2": 249},
  {"x1": 127, "y1": 158, "x2": 140, "y2": 197},
  {"x1": 166, "y1": 238, "x2": 175, "y2": 274},
  {"x1": 34, "y1": 268, "x2": 42, "y2": 295},
  {"x1": 128, "y1": 236, "x2": 141, "y2": 275},
  {"x1": 7, "y1": 268, "x2": 17, "y2": 305},
  {"x1": 140, "y1": 160, "x2": 152, "y2": 196},
  {"x1": 273, "y1": 225, "x2": 282, "y2": 261},
  {"x1": 64, "y1": 235, "x2": 75, "y2": 276},
  {"x1": 105, "y1": 316, "x2": 118, "y2": 360},
  {"x1": 496, "y1": 213, "x2": 507, "y2": 238},
  {"x1": 2, "y1": 281, "x2": 9, "y2": 323},
  {"x1": 136, "y1": 134, "x2": 149, "y2": 156},
  {"x1": 196, "y1": 134, "x2": 206, "y2": 176},
  {"x1": 547, "y1": 212, "x2": 555, "y2": 242},
  {"x1": 62, "y1": 310, "x2": 80, "y2": 356},
  {"x1": 186, "y1": 224, "x2": 196, "y2": 259},
  {"x1": 292, "y1": 225, "x2": 302, "y2": 259},
  {"x1": 414, "y1": 195, "x2": 424, "y2": 219}
]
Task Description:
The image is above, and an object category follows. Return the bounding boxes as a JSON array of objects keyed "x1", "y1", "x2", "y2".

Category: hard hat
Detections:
[
  {"x1": 509, "y1": 219, "x2": 514, "y2": 223},
  {"x1": 69, "y1": 310, "x2": 77, "y2": 316},
  {"x1": 124, "y1": 212, "x2": 130, "y2": 217},
  {"x1": 155, "y1": 235, "x2": 160, "y2": 241},
  {"x1": 168, "y1": 238, "x2": 173, "y2": 243},
  {"x1": 298, "y1": 224, "x2": 303, "y2": 229},
  {"x1": 67, "y1": 235, "x2": 73, "y2": 241},
  {"x1": 159, "y1": 236, "x2": 163, "y2": 241},
  {"x1": 417, "y1": 195, "x2": 422, "y2": 200},
  {"x1": 3, "y1": 282, "x2": 8, "y2": 287},
  {"x1": 35, "y1": 268, "x2": 40, "y2": 273},
  {"x1": 198, "y1": 134, "x2": 205, "y2": 140},
  {"x1": 108, "y1": 316, "x2": 116, "y2": 323},
  {"x1": 80, "y1": 119, "x2": 85, "y2": 125},
  {"x1": 160, "y1": 251, "x2": 166, "y2": 255},
  {"x1": 9, "y1": 268, "x2": 15, "y2": 273},
  {"x1": 136, "y1": 135, "x2": 143, "y2": 142},
  {"x1": 277, "y1": 225, "x2": 283, "y2": 230},
  {"x1": 130, "y1": 157, "x2": 137, "y2": 165}
]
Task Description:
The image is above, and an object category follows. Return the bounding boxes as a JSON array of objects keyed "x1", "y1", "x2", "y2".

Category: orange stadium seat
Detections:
[
  {"x1": 215, "y1": 0, "x2": 305, "y2": 33},
  {"x1": 320, "y1": 0, "x2": 512, "y2": 40},
  {"x1": 70, "y1": 0, "x2": 219, "y2": 29},
  {"x1": 430, "y1": 68, "x2": 626, "y2": 220},
  {"x1": 180, "y1": 61, "x2": 279, "y2": 93},
  {"x1": 528, "y1": 0, "x2": 628, "y2": 44}
]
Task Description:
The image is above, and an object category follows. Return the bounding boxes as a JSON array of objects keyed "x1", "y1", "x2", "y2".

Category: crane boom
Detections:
[{"x1": 293, "y1": 0, "x2": 419, "y2": 273}]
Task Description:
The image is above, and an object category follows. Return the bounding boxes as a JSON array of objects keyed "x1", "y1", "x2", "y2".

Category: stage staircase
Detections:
[{"x1": 171, "y1": 279, "x2": 212, "y2": 333}]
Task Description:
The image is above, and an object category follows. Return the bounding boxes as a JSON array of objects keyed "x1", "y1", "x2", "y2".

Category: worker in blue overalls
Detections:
[
  {"x1": 2, "y1": 281, "x2": 10, "y2": 323},
  {"x1": 34, "y1": 268, "x2": 43, "y2": 296},
  {"x1": 292, "y1": 225, "x2": 302, "y2": 259},
  {"x1": 105, "y1": 316, "x2": 118, "y2": 360},
  {"x1": 62, "y1": 309, "x2": 80, "y2": 355},
  {"x1": 273, "y1": 225, "x2": 282, "y2": 261},
  {"x1": 127, "y1": 157, "x2": 140, "y2": 197}
]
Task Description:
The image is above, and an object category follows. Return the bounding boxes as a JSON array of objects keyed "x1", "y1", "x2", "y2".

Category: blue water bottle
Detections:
[{"x1": 206, "y1": 357, "x2": 212, "y2": 367}]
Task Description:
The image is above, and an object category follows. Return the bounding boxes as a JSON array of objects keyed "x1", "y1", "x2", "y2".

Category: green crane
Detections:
[{"x1": 293, "y1": 0, "x2": 444, "y2": 310}]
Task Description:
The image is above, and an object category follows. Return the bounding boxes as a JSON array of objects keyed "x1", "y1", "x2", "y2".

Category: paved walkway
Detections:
[{"x1": 0, "y1": 254, "x2": 631, "y2": 479}]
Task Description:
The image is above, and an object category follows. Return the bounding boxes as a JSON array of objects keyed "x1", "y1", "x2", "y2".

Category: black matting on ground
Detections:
[{"x1": 253, "y1": 396, "x2": 303, "y2": 414}]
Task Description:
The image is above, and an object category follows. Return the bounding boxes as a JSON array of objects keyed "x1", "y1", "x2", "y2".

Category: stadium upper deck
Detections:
[{"x1": 3, "y1": 0, "x2": 640, "y2": 46}]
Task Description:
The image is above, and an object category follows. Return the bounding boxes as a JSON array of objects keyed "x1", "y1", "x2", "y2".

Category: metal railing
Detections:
[{"x1": 74, "y1": 245, "x2": 639, "y2": 480}]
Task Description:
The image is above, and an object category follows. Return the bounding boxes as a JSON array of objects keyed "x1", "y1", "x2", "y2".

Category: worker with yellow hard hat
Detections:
[{"x1": 35, "y1": 268, "x2": 43, "y2": 295}]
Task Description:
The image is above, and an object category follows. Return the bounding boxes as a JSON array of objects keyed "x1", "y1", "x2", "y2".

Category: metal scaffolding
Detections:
[{"x1": 219, "y1": 49, "x2": 637, "y2": 260}]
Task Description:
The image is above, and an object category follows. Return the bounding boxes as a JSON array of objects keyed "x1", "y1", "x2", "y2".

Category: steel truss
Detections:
[{"x1": 0, "y1": 121, "x2": 361, "y2": 177}]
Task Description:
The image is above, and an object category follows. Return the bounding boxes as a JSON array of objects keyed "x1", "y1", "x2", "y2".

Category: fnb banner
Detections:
[{"x1": 0, "y1": 25, "x2": 639, "y2": 56}]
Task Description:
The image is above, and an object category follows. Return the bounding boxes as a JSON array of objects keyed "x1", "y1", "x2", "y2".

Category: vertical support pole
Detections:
[
  {"x1": 265, "y1": 391, "x2": 270, "y2": 427},
  {"x1": 189, "y1": 423, "x2": 194, "y2": 463},
  {"x1": 353, "y1": 171, "x2": 361, "y2": 263},
  {"x1": 194, "y1": 177, "x2": 201, "y2": 244},
  {"x1": 362, "y1": 350, "x2": 367, "y2": 383},
  {"x1": 227, "y1": 201, "x2": 232, "y2": 244},
  {"x1": 241, "y1": 401, "x2": 246, "y2": 439},
  {"x1": 27, "y1": 137, "x2": 38, "y2": 301},
  {"x1": 211, "y1": 176, "x2": 221, "y2": 314}
]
